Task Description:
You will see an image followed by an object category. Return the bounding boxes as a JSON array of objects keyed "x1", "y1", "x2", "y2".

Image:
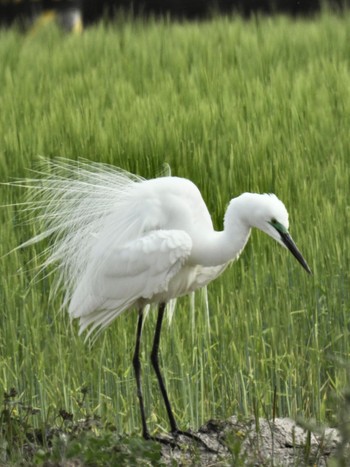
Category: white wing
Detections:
[{"x1": 69, "y1": 229, "x2": 192, "y2": 337}]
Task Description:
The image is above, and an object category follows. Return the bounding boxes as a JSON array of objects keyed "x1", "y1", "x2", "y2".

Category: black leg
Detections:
[
  {"x1": 132, "y1": 309, "x2": 149, "y2": 439},
  {"x1": 151, "y1": 303, "x2": 218, "y2": 454},
  {"x1": 133, "y1": 307, "x2": 178, "y2": 449},
  {"x1": 133, "y1": 304, "x2": 217, "y2": 452},
  {"x1": 151, "y1": 303, "x2": 178, "y2": 433}
]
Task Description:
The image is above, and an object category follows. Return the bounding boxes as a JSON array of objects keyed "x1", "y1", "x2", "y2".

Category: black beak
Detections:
[{"x1": 280, "y1": 232, "x2": 312, "y2": 274}]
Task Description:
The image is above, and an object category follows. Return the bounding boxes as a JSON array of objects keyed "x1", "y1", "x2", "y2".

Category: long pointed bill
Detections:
[{"x1": 279, "y1": 232, "x2": 312, "y2": 274}]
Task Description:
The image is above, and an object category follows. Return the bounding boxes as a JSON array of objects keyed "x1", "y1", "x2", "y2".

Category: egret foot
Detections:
[
  {"x1": 143, "y1": 432, "x2": 179, "y2": 449},
  {"x1": 172, "y1": 429, "x2": 218, "y2": 453}
]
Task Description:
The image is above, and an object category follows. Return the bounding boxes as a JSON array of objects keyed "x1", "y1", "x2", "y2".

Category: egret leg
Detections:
[
  {"x1": 151, "y1": 303, "x2": 218, "y2": 454},
  {"x1": 133, "y1": 308, "x2": 149, "y2": 439},
  {"x1": 151, "y1": 303, "x2": 178, "y2": 432},
  {"x1": 133, "y1": 308, "x2": 178, "y2": 448}
]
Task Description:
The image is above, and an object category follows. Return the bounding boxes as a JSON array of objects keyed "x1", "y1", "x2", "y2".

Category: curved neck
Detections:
[{"x1": 189, "y1": 200, "x2": 251, "y2": 267}]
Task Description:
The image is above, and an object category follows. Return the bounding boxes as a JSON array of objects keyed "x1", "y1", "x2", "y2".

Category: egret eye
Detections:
[{"x1": 269, "y1": 218, "x2": 288, "y2": 234}]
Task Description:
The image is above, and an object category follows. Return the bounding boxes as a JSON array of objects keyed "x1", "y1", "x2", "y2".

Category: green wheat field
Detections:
[{"x1": 0, "y1": 9, "x2": 349, "y2": 453}]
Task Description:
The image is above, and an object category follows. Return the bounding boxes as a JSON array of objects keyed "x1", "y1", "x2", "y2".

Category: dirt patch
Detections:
[{"x1": 160, "y1": 417, "x2": 341, "y2": 466}]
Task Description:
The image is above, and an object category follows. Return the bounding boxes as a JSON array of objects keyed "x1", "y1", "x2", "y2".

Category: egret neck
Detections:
[{"x1": 189, "y1": 199, "x2": 251, "y2": 267}]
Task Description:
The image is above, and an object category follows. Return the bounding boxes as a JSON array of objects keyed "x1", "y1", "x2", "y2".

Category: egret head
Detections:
[{"x1": 245, "y1": 193, "x2": 312, "y2": 274}]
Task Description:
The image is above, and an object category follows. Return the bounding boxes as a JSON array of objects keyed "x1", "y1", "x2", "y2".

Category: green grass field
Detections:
[{"x1": 0, "y1": 9, "x2": 349, "y2": 457}]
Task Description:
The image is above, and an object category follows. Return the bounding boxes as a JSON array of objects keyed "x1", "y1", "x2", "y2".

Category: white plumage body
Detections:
[
  {"x1": 15, "y1": 159, "x2": 310, "y2": 339},
  {"x1": 69, "y1": 176, "x2": 228, "y2": 334}
]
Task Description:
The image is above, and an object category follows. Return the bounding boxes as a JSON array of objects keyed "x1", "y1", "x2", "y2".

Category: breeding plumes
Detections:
[{"x1": 10, "y1": 159, "x2": 311, "y2": 444}]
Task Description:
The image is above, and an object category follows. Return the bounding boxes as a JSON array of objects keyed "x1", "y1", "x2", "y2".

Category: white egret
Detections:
[{"x1": 12, "y1": 159, "x2": 311, "y2": 444}]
